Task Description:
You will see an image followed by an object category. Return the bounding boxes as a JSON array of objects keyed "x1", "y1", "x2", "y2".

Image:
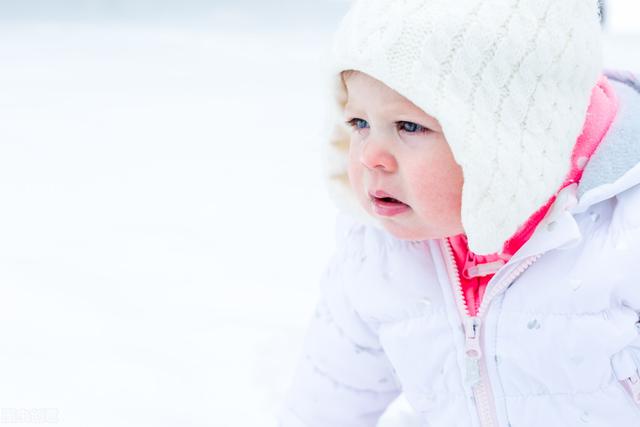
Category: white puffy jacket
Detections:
[{"x1": 278, "y1": 73, "x2": 640, "y2": 427}]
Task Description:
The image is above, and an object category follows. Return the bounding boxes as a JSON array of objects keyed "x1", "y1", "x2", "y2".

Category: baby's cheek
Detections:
[
  {"x1": 410, "y1": 160, "x2": 463, "y2": 223},
  {"x1": 347, "y1": 152, "x2": 365, "y2": 200}
]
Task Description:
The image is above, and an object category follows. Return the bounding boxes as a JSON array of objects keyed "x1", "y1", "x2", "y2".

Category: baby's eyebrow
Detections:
[
  {"x1": 382, "y1": 101, "x2": 427, "y2": 116},
  {"x1": 343, "y1": 104, "x2": 361, "y2": 116},
  {"x1": 344, "y1": 101, "x2": 406, "y2": 114},
  {"x1": 343, "y1": 101, "x2": 438, "y2": 125}
]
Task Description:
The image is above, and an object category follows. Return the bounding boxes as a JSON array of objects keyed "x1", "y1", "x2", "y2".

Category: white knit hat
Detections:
[{"x1": 323, "y1": 0, "x2": 603, "y2": 254}]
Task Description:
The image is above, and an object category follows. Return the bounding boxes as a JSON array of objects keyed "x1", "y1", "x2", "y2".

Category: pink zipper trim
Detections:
[
  {"x1": 440, "y1": 238, "x2": 542, "y2": 427},
  {"x1": 623, "y1": 372, "x2": 640, "y2": 405}
]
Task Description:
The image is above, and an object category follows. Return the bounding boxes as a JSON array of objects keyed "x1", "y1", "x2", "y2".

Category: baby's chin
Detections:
[{"x1": 377, "y1": 217, "x2": 447, "y2": 242}]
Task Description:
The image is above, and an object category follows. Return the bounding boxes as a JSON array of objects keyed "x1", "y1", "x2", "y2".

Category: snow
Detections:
[
  {"x1": 0, "y1": 15, "x2": 341, "y2": 427},
  {"x1": 606, "y1": 0, "x2": 640, "y2": 35},
  {"x1": 0, "y1": 6, "x2": 637, "y2": 427}
]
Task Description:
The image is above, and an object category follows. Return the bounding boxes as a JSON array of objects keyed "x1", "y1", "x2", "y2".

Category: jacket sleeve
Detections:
[
  {"x1": 614, "y1": 183, "x2": 640, "y2": 311},
  {"x1": 276, "y1": 216, "x2": 402, "y2": 427},
  {"x1": 608, "y1": 185, "x2": 640, "y2": 397}
]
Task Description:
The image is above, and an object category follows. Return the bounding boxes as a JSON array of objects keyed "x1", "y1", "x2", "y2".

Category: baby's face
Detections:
[{"x1": 343, "y1": 70, "x2": 465, "y2": 240}]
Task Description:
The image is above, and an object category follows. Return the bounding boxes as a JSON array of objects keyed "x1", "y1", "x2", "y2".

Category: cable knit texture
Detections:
[
  {"x1": 279, "y1": 75, "x2": 640, "y2": 427},
  {"x1": 323, "y1": 0, "x2": 604, "y2": 254},
  {"x1": 447, "y1": 75, "x2": 619, "y2": 318}
]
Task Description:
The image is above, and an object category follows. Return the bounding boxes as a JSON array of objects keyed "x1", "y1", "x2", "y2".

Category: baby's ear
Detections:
[
  {"x1": 339, "y1": 70, "x2": 347, "y2": 82},
  {"x1": 340, "y1": 69, "x2": 358, "y2": 84}
]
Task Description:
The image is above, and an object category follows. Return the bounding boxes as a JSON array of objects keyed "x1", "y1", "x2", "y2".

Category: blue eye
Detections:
[
  {"x1": 397, "y1": 121, "x2": 429, "y2": 133},
  {"x1": 345, "y1": 118, "x2": 369, "y2": 130},
  {"x1": 345, "y1": 118, "x2": 430, "y2": 134}
]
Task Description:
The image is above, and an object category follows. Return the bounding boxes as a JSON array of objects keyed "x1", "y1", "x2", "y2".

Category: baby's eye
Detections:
[
  {"x1": 397, "y1": 121, "x2": 430, "y2": 134},
  {"x1": 345, "y1": 118, "x2": 369, "y2": 130}
]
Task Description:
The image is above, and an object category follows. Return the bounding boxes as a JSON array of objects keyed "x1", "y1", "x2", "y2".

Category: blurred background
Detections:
[{"x1": 0, "y1": 1, "x2": 637, "y2": 426}]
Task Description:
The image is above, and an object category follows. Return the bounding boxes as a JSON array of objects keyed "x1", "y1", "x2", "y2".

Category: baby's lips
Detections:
[{"x1": 369, "y1": 189, "x2": 409, "y2": 206}]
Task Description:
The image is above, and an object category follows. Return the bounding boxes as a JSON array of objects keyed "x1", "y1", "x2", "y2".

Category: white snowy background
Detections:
[{"x1": 0, "y1": 1, "x2": 637, "y2": 426}]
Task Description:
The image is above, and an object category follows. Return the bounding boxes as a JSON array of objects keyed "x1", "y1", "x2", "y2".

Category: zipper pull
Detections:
[
  {"x1": 465, "y1": 357, "x2": 481, "y2": 386},
  {"x1": 623, "y1": 372, "x2": 640, "y2": 405},
  {"x1": 465, "y1": 260, "x2": 505, "y2": 278},
  {"x1": 463, "y1": 317, "x2": 482, "y2": 386},
  {"x1": 464, "y1": 316, "x2": 482, "y2": 359}
]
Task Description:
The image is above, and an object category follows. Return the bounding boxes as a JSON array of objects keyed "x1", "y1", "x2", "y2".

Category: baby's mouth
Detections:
[
  {"x1": 375, "y1": 196, "x2": 408, "y2": 205},
  {"x1": 370, "y1": 191, "x2": 409, "y2": 206},
  {"x1": 369, "y1": 191, "x2": 411, "y2": 216}
]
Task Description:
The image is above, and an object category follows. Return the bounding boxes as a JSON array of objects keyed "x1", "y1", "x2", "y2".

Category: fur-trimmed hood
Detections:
[
  {"x1": 320, "y1": 0, "x2": 604, "y2": 255},
  {"x1": 320, "y1": 69, "x2": 640, "y2": 255}
]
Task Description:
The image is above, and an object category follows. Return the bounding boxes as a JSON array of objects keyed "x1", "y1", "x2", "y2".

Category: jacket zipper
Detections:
[
  {"x1": 440, "y1": 239, "x2": 542, "y2": 427},
  {"x1": 622, "y1": 372, "x2": 640, "y2": 405}
]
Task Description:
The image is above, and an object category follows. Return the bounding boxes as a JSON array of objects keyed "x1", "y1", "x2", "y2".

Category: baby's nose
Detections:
[{"x1": 359, "y1": 137, "x2": 398, "y2": 172}]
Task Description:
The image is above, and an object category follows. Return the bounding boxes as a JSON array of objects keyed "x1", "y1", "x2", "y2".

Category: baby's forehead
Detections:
[
  {"x1": 343, "y1": 71, "x2": 409, "y2": 105},
  {"x1": 342, "y1": 71, "x2": 435, "y2": 118}
]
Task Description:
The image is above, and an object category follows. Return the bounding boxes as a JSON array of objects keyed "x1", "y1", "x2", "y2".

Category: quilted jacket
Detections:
[{"x1": 277, "y1": 72, "x2": 640, "y2": 427}]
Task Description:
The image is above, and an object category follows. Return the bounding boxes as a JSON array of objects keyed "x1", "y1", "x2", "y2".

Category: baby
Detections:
[
  {"x1": 278, "y1": 1, "x2": 640, "y2": 426},
  {"x1": 342, "y1": 69, "x2": 465, "y2": 242}
]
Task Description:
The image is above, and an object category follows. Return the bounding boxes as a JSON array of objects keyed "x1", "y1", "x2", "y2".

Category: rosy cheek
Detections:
[
  {"x1": 347, "y1": 151, "x2": 363, "y2": 194},
  {"x1": 411, "y1": 158, "x2": 461, "y2": 211}
]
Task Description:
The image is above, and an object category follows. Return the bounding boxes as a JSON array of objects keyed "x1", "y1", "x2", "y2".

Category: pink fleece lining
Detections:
[{"x1": 447, "y1": 75, "x2": 619, "y2": 316}]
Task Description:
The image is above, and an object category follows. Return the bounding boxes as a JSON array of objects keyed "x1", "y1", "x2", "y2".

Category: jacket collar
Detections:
[
  {"x1": 496, "y1": 71, "x2": 640, "y2": 272},
  {"x1": 574, "y1": 71, "x2": 640, "y2": 213}
]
